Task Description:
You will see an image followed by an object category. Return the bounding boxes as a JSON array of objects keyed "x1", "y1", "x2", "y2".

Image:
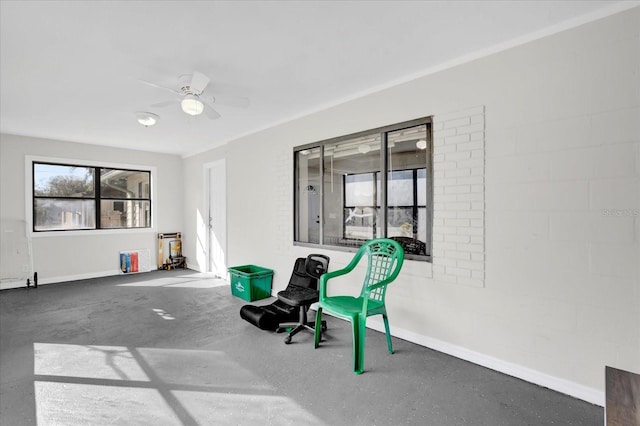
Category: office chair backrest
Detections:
[
  {"x1": 288, "y1": 258, "x2": 312, "y2": 288},
  {"x1": 286, "y1": 254, "x2": 330, "y2": 290},
  {"x1": 305, "y1": 254, "x2": 330, "y2": 280}
]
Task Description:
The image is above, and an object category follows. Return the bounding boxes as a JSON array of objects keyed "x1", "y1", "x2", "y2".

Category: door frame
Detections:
[{"x1": 204, "y1": 159, "x2": 227, "y2": 277}]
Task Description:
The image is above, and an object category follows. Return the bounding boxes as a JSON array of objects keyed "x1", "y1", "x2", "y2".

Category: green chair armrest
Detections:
[
  {"x1": 319, "y1": 267, "x2": 352, "y2": 299},
  {"x1": 318, "y1": 249, "x2": 366, "y2": 298}
]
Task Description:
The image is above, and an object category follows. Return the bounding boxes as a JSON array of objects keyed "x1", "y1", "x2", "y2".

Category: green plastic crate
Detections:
[{"x1": 228, "y1": 265, "x2": 274, "y2": 302}]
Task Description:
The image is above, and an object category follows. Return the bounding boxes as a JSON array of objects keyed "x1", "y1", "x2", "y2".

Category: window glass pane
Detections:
[
  {"x1": 387, "y1": 124, "x2": 429, "y2": 255},
  {"x1": 417, "y1": 207, "x2": 427, "y2": 242},
  {"x1": 417, "y1": 168, "x2": 427, "y2": 205},
  {"x1": 323, "y1": 133, "x2": 380, "y2": 247},
  {"x1": 100, "y1": 200, "x2": 151, "y2": 229},
  {"x1": 343, "y1": 206, "x2": 380, "y2": 241},
  {"x1": 34, "y1": 199, "x2": 96, "y2": 231},
  {"x1": 100, "y1": 169, "x2": 150, "y2": 199},
  {"x1": 293, "y1": 117, "x2": 432, "y2": 259},
  {"x1": 34, "y1": 164, "x2": 94, "y2": 197},
  {"x1": 345, "y1": 172, "x2": 376, "y2": 206},
  {"x1": 32, "y1": 162, "x2": 152, "y2": 232},
  {"x1": 387, "y1": 170, "x2": 413, "y2": 206},
  {"x1": 295, "y1": 148, "x2": 321, "y2": 243}
]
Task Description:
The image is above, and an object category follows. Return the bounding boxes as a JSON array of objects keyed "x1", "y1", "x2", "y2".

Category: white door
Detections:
[
  {"x1": 307, "y1": 178, "x2": 320, "y2": 243},
  {"x1": 207, "y1": 160, "x2": 226, "y2": 277}
]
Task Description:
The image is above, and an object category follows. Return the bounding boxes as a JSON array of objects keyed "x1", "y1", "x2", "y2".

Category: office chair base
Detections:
[{"x1": 279, "y1": 320, "x2": 327, "y2": 344}]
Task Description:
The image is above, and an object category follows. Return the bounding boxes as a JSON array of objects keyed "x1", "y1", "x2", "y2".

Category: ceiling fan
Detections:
[{"x1": 138, "y1": 71, "x2": 249, "y2": 120}]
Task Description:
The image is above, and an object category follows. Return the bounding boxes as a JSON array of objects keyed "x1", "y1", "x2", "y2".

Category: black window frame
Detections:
[
  {"x1": 294, "y1": 117, "x2": 433, "y2": 261},
  {"x1": 32, "y1": 161, "x2": 152, "y2": 232}
]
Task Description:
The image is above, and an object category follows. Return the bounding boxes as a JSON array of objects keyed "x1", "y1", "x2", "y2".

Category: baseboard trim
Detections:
[
  {"x1": 319, "y1": 310, "x2": 604, "y2": 407},
  {"x1": 388, "y1": 323, "x2": 602, "y2": 406},
  {"x1": 40, "y1": 270, "x2": 126, "y2": 285},
  {"x1": 0, "y1": 279, "x2": 33, "y2": 290},
  {"x1": 0, "y1": 269, "x2": 148, "y2": 290}
]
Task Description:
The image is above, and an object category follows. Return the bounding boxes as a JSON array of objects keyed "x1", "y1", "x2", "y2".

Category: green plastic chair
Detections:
[{"x1": 314, "y1": 238, "x2": 404, "y2": 374}]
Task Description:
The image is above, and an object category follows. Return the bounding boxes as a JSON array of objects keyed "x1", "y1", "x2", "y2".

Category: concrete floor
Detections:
[{"x1": 0, "y1": 270, "x2": 603, "y2": 425}]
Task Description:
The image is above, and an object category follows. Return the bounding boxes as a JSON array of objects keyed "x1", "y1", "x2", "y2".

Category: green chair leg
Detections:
[
  {"x1": 383, "y1": 314, "x2": 393, "y2": 354},
  {"x1": 353, "y1": 315, "x2": 366, "y2": 374},
  {"x1": 314, "y1": 307, "x2": 323, "y2": 348}
]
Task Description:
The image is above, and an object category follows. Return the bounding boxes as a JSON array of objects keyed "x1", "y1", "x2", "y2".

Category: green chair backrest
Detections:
[{"x1": 358, "y1": 238, "x2": 404, "y2": 304}]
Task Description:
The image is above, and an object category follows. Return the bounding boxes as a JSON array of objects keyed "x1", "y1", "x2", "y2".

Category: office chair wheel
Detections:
[{"x1": 284, "y1": 335, "x2": 292, "y2": 344}]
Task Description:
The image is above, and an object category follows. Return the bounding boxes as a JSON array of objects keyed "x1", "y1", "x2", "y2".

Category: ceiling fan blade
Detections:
[
  {"x1": 150, "y1": 100, "x2": 180, "y2": 108},
  {"x1": 212, "y1": 94, "x2": 250, "y2": 109},
  {"x1": 190, "y1": 71, "x2": 210, "y2": 93},
  {"x1": 138, "y1": 79, "x2": 181, "y2": 96},
  {"x1": 202, "y1": 100, "x2": 221, "y2": 120}
]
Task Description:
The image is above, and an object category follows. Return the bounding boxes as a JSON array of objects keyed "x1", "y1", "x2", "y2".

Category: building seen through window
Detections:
[{"x1": 33, "y1": 162, "x2": 151, "y2": 231}]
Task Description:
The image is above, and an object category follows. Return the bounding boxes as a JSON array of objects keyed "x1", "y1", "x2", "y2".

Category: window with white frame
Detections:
[
  {"x1": 294, "y1": 117, "x2": 433, "y2": 260},
  {"x1": 32, "y1": 162, "x2": 151, "y2": 232}
]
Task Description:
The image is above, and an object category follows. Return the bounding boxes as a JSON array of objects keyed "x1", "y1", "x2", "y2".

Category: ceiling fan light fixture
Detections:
[
  {"x1": 181, "y1": 95, "x2": 204, "y2": 116},
  {"x1": 136, "y1": 112, "x2": 158, "y2": 127}
]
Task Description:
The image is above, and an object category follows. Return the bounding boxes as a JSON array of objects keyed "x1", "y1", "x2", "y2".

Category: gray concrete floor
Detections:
[{"x1": 1, "y1": 270, "x2": 603, "y2": 425}]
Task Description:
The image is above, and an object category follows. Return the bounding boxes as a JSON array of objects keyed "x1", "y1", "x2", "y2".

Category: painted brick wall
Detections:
[
  {"x1": 432, "y1": 106, "x2": 486, "y2": 287},
  {"x1": 275, "y1": 146, "x2": 293, "y2": 255}
]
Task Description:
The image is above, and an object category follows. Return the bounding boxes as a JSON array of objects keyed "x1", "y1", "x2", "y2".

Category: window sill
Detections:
[{"x1": 293, "y1": 241, "x2": 432, "y2": 263}]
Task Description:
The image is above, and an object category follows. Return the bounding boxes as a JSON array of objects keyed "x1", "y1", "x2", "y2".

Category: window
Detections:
[
  {"x1": 294, "y1": 118, "x2": 432, "y2": 260},
  {"x1": 33, "y1": 162, "x2": 151, "y2": 232}
]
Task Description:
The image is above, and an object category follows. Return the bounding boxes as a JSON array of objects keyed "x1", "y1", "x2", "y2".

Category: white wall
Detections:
[
  {"x1": 0, "y1": 134, "x2": 183, "y2": 284},
  {"x1": 182, "y1": 8, "x2": 640, "y2": 404}
]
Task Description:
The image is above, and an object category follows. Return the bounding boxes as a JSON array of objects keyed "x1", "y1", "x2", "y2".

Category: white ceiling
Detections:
[{"x1": 0, "y1": 1, "x2": 635, "y2": 157}]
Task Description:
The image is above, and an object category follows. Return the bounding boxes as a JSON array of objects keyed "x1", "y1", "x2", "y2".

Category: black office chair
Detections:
[
  {"x1": 239, "y1": 254, "x2": 329, "y2": 333},
  {"x1": 276, "y1": 254, "x2": 330, "y2": 344}
]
